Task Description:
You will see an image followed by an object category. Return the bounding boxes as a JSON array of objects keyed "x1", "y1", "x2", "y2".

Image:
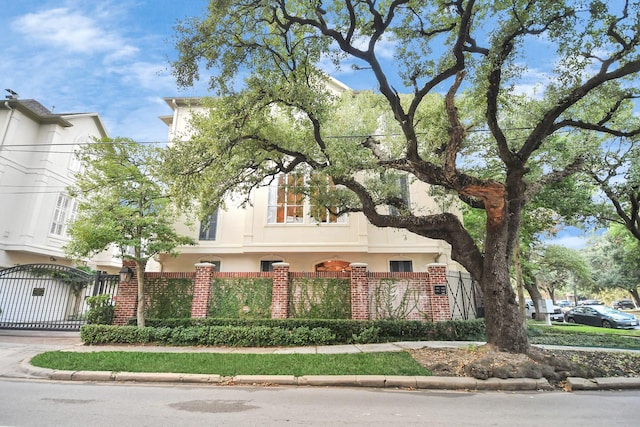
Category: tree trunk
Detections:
[
  {"x1": 481, "y1": 245, "x2": 530, "y2": 353},
  {"x1": 462, "y1": 182, "x2": 529, "y2": 353},
  {"x1": 135, "y1": 260, "x2": 146, "y2": 328},
  {"x1": 524, "y1": 283, "x2": 544, "y2": 320},
  {"x1": 630, "y1": 288, "x2": 640, "y2": 308}
]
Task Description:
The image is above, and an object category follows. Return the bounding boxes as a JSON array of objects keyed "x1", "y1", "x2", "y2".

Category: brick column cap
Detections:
[
  {"x1": 427, "y1": 263, "x2": 447, "y2": 268},
  {"x1": 272, "y1": 262, "x2": 290, "y2": 268},
  {"x1": 349, "y1": 262, "x2": 368, "y2": 268},
  {"x1": 195, "y1": 262, "x2": 216, "y2": 268}
]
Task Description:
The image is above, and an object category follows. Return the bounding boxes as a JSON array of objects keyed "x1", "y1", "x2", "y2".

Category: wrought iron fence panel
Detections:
[
  {"x1": 0, "y1": 264, "x2": 118, "y2": 330},
  {"x1": 446, "y1": 271, "x2": 482, "y2": 320}
]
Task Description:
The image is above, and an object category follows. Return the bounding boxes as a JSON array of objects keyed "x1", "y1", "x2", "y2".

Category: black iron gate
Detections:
[
  {"x1": 446, "y1": 271, "x2": 483, "y2": 320},
  {"x1": 0, "y1": 264, "x2": 119, "y2": 330}
]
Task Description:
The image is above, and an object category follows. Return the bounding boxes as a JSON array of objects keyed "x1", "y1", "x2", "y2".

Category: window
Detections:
[
  {"x1": 267, "y1": 172, "x2": 346, "y2": 224},
  {"x1": 199, "y1": 210, "x2": 219, "y2": 240},
  {"x1": 50, "y1": 194, "x2": 76, "y2": 236},
  {"x1": 390, "y1": 260, "x2": 413, "y2": 273},
  {"x1": 267, "y1": 173, "x2": 304, "y2": 223},
  {"x1": 260, "y1": 260, "x2": 283, "y2": 272},
  {"x1": 309, "y1": 174, "x2": 346, "y2": 224},
  {"x1": 389, "y1": 175, "x2": 410, "y2": 215}
]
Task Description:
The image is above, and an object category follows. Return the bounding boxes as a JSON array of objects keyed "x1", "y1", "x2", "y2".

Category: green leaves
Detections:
[{"x1": 65, "y1": 138, "x2": 196, "y2": 263}]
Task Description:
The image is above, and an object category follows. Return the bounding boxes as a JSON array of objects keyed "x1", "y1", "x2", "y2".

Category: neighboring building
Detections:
[
  {"x1": 153, "y1": 81, "x2": 461, "y2": 273},
  {"x1": 0, "y1": 95, "x2": 119, "y2": 272}
]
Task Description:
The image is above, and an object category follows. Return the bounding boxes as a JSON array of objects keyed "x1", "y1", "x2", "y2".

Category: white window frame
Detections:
[
  {"x1": 267, "y1": 173, "x2": 347, "y2": 225},
  {"x1": 50, "y1": 194, "x2": 76, "y2": 236}
]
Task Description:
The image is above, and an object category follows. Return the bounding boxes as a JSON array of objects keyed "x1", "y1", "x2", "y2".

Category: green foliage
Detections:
[
  {"x1": 209, "y1": 278, "x2": 272, "y2": 318},
  {"x1": 533, "y1": 245, "x2": 593, "y2": 300},
  {"x1": 121, "y1": 317, "x2": 486, "y2": 344},
  {"x1": 85, "y1": 294, "x2": 114, "y2": 325},
  {"x1": 165, "y1": 0, "x2": 640, "y2": 352},
  {"x1": 81, "y1": 324, "x2": 335, "y2": 347},
  {"x1": 65, "y1": 138, "x2": 196, "y2": 328},
  {"x1": 585, "y1": 225, "x2": 640, "y2": 296},
  {"x1": 289, "y1": 278, "x2": 350, "y2": 319},
  {"x1": 66, "y1": 138, "x2": 196, "y2": 263},
  {"x1": 144, "y1": 278, "x2": 194, "y2": 319}
]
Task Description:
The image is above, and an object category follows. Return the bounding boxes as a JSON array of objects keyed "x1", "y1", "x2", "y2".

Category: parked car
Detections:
[
  {"x1": 564, "y1": 305, "x2": 639, "y2": 329},
  {"x1": 613, "y1": 299, "x2": 636, "y2": 310},
  {"x1": 556, "y1": 300, "x2": 573, "y2": 313},
  {"x1": 578, "y1": 299, "x2": 601, "y2": 306},
  {"x1": 525, "y1": 300, "x2": 564, "y2": 322}
]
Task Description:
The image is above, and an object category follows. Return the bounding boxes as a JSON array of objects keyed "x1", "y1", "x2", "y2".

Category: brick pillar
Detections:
[
  {"x1": 271, "y1": 262, "x2": 290, "y2": 319},
  {"x1": 427, "y1": 263, "x2": 451, "y2": 321},
  {"x1": 191, "y1": 263, "x2": 216, "y2": 318},
  {"x1": 350, "y1": 263, "x2": 369, "y2": 320},
  {"x1": 112, "y1": 259, "x2": 138, "y2": 325}
]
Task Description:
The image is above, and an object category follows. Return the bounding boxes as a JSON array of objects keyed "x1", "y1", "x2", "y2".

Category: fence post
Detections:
[
  {"x1": 191, "y1": 263, "x2": 216, "y2": 318},
  {"x1": 112, "y1": 259, "x2": 138, "y2": 325},
  {"x1": 271, "y1": 262, "x2": 290, "y2": 319},
  {"x1": 427, "y1": 263, "x2": 451, "y2": 321},
  {"x1": 349, "y1": 263, "x2": 369, "y2": 320}
]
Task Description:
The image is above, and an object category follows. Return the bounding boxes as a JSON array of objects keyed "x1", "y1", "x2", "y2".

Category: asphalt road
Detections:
[{"x1": 1, "y1": 378, "x2": 640, "y2": 427}]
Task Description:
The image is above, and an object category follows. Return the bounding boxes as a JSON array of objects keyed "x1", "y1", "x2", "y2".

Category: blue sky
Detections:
[
  {"x1": 0, "y1": 0, "x2": 391, "y2": 143},
  {"x1": 1, "y1": 0, "x2": 211, "y2": 142}
]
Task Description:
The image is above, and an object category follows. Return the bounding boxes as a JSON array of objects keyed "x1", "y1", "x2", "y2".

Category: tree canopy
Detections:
[
  {"x1": 166, "y1": 0, "x2": 640, "y2": 352},
  {"x1": 66, "y1": 138, "x2": 195, "y2": 327}
]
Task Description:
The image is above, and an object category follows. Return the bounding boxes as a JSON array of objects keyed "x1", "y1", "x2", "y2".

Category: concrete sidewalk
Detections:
[{"x1": 2, "y1": 329, "x2": 639, "y2": 392}]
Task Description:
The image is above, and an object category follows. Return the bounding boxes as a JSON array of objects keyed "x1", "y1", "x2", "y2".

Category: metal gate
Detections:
[
  {"x1": 0, "y1": 264, "x2": 118, "y2": 330},
  {"x1": 446, "y1": 271, "x2": 483, "y2": 320}
]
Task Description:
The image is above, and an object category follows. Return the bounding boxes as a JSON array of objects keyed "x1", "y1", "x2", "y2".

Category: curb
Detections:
[
  {"x1": 20, "y1": 357, "x2": 556, "y2": 391},
  {"x1": 18, "y1": 355, "x2": 640, "y2": 392}
]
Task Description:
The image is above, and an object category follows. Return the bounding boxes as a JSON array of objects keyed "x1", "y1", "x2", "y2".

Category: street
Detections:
[{"x1": 1, "y1": 379, "x2": 639, "y2": 426}]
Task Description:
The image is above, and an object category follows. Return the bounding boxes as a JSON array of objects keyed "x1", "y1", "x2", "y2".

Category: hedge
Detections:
[{"x1": 84, "y1": 318, "x2": 485, "y2": 346}]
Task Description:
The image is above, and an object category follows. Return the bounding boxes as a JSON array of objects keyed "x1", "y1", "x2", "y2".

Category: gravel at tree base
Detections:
[{"x1": 408, "y1": 345, "x2": 640, "y2": 388}]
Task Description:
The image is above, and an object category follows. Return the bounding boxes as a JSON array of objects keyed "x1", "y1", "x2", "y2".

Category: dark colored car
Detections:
[
  {"x1": 613, "y1": 299, "x2": 636, "y2": 310},
  {"x1": 565, "y1": 305, "x2": 639, "y2": 329}
]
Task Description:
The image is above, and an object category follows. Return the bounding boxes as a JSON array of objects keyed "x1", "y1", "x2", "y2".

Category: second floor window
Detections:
[
  {"x1": 199, "y1": 210, "x2": 219, "y2": 240},
  {"x1": 267, "y1": 173, "x2": 304, "y2": 223},
  {"x1": 50, "y1": 194, "x2": 76, "y2": 236},
  {"x1": 267, "y1": 172, "x2": 346, "y2": 224}
]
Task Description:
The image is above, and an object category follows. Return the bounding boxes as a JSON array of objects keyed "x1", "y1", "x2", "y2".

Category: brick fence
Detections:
[{"x1": 112, "y1": 261, "x2": 453, "y2": 325}]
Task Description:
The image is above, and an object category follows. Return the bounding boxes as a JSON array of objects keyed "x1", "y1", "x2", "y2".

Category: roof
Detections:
[{"x1": 1, "y1": 99, "x2": 73, "y2": 127}]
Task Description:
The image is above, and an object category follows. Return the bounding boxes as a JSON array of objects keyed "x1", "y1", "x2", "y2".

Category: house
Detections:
[
  {"x1": 0, "y1": 94, "x2": 119, "y2": 272},
  {"x1": 151, "y1": 81, "x2": 461, "y2": 274}
]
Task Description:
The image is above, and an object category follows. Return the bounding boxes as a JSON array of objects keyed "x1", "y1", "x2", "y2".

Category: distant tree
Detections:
[
  {"x1": 167, "y1": 1, "x2": 640, "y2": 353},
  {"x1": 65, "y1": 138, "x2": 195, "y2": 328},
  {"x1": 585, "y1": 225, "x2": 640, "y2": 306},
  {"x1": 533, "y1": 245, "x2": 592, "y2": 303}
]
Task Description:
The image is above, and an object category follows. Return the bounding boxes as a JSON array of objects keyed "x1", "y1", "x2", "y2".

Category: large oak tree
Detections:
[{"x1": 167, "y1": 0, "x2": 640, "y2": 352}]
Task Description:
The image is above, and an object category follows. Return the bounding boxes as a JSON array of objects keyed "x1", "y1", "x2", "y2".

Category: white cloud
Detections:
[{"x1": 13, "y1": 7, "x2": 138, "y2": 59}]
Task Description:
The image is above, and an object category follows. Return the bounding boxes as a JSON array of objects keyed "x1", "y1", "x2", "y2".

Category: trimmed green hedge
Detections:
[
  {"x1": 89, "y1": 318, "x2": 485, "y2": 347},
  {"x1": 81, "y1": 324, "x2": 336, "y2": 346}
]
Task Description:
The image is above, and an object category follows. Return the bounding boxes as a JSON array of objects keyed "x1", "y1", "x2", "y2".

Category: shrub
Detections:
[
  {"x1": 85, "y1": 318, "x2": 485, "y2": 346},
  {"x1": 85, "y1": 294, "x2": 114, "y2": 325}
]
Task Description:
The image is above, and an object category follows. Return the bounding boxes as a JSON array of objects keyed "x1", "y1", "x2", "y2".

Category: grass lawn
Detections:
[
  {"x1": 541, "y1": 323, "x2": 640, "y2": 336},
  {"x1": 30, "y1": 351, "x2": 431, "y2": 377}
]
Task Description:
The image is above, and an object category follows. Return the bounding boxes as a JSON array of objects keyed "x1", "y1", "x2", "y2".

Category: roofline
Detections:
[{"x1": 1, "y1": 99, "x2": 73, "y2": 127}]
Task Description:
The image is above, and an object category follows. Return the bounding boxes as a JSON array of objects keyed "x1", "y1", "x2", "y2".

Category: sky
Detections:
[
  {"x1": 0, "y1": 0, "x2": 390, "y2": 143},
  {"x1": 0, "y1": 0, "x2": 623, "y2": 250},
  {"x1": 0, "y1": 0, "x2": 211, "y2": 142}
]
